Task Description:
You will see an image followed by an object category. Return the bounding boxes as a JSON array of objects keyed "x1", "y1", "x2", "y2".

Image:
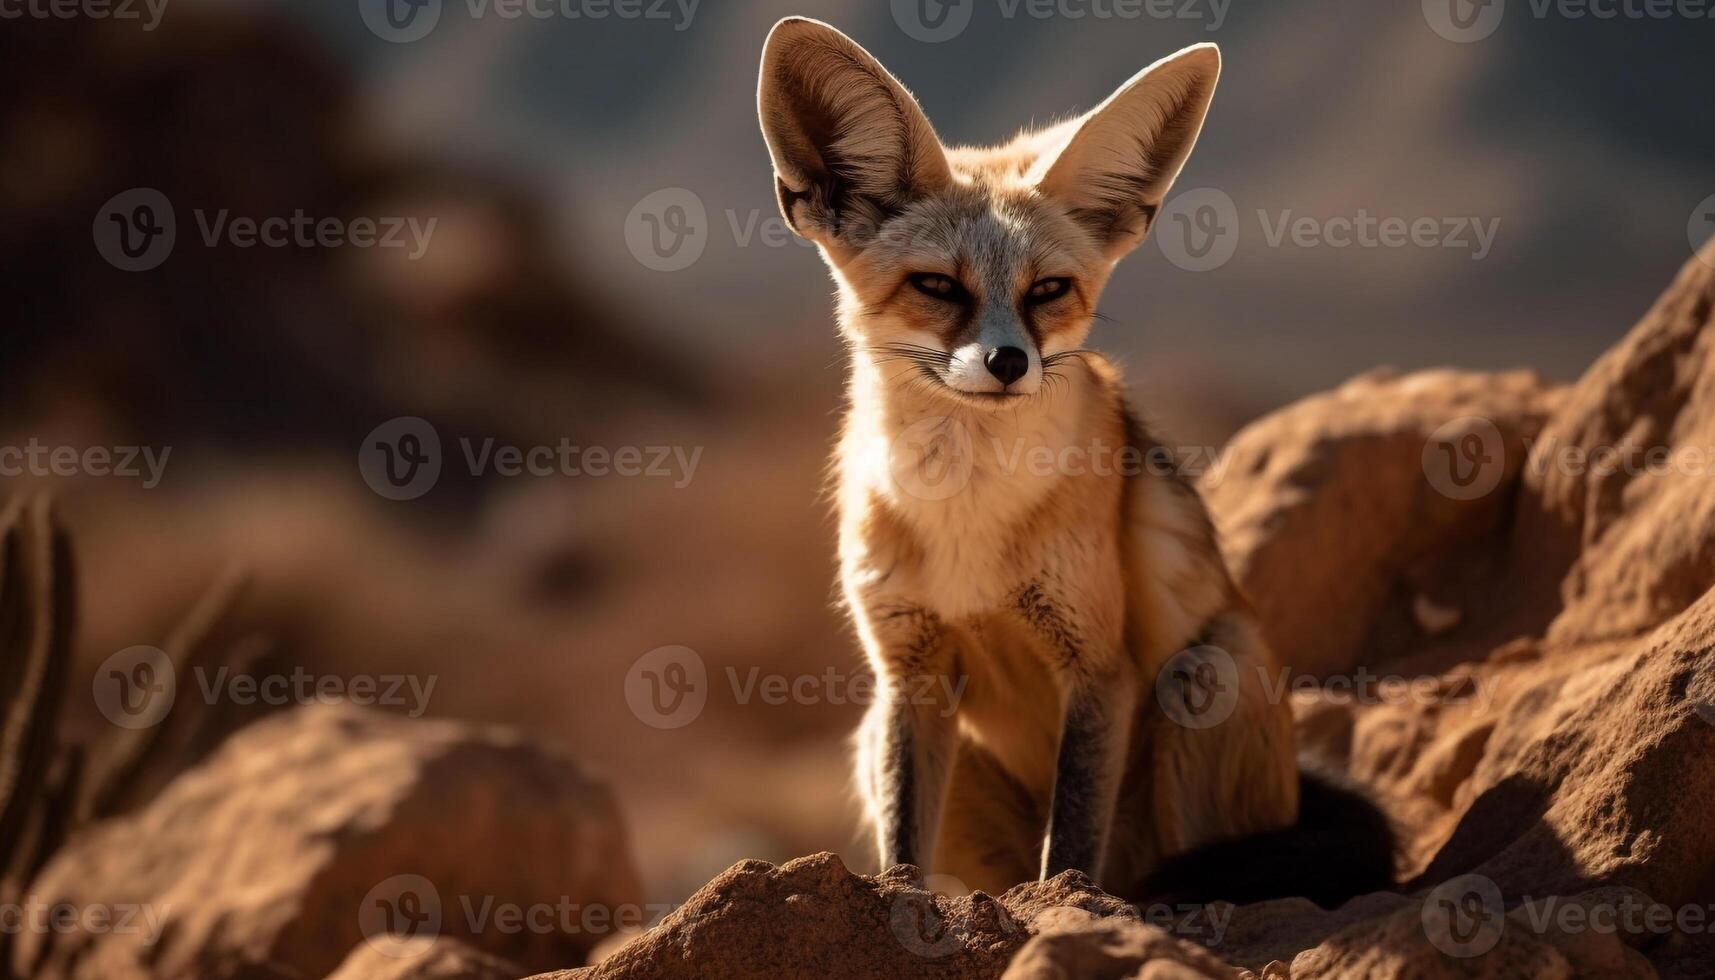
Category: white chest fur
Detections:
[{"x1": 842, "y1": 371, "x2": 1096, "y2": 621}]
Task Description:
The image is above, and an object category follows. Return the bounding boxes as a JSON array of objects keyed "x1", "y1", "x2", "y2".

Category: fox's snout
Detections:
[
  {"x1": 943, "y1": 334, "x2": 1042, "y2": 398},
  {"x1": 984, "y1": 347, "x2": 1029, "y2": 386}
]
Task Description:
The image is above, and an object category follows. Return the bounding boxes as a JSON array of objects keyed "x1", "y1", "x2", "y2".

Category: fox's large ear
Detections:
[
  {"x1": 758, "y1": 18, "x2": 952, "y2": 252},
  {"x1": 1036, "y1": 43, "x2": 1220, "y2": 261}
]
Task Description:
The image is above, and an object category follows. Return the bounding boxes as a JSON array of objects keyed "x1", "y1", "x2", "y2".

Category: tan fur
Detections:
[{"x1": 758, "y1": 18, "x2": 1297, "y2": 899}]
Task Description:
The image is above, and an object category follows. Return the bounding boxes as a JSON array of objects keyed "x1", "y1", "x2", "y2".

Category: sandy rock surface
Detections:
[
  {"x1": 323, "y1": 937, "x2": 523, "y2": 980},
  {"x1": 15, "y1": 704, "x2": 642, "y2": 980}
]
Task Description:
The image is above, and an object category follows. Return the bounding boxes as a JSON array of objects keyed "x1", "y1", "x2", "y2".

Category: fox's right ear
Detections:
[
  {"x1": 758, "y1": 18, "x2": 951, "y2": 253},
  {"x1": 1036, "y1": 43, "x2": 1221, "y2": 262}
]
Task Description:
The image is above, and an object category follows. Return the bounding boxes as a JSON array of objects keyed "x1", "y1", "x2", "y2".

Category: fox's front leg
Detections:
[
  {"x1": 855, "y1": 602, "x2": 961, "y2": 871},
  {"x1": 1014, "y1": 581, "x2": 1136, "y2": 880}
]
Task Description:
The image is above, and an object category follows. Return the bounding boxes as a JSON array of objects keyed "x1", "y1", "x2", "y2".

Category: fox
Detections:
[{"x1": 756, "y1": 18, "x2": 1393, "y2": 907}]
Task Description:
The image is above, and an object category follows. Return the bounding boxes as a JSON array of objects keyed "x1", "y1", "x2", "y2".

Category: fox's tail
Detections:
[{"x1": 1140, "y1": 765, "x2": 1396, "y2": 909}]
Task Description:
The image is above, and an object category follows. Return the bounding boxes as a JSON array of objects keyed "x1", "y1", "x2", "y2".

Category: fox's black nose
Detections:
[{"x1": 985, "y1": 346, "x2": 1029, "y2": 386}]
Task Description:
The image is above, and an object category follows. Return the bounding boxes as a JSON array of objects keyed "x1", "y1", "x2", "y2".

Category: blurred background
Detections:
[{"x1": 2, "y1": 0, "x2": 1711, "y2": 909}]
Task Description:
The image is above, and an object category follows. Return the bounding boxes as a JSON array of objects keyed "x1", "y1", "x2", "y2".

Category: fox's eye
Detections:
[
  {"x1": 1025, "y1": 277, "x2": 1073, "y2": 305},
  {"x1": 909, "y1": 274, "x2": 970, "y2": 304}
]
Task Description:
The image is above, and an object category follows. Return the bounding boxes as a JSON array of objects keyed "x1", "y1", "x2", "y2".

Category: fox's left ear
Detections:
[
  {"x1": 1036, "y1": 43, "x2": 1221, "y2": 261},
  {"x1": 758, "y1": 18, "x2": 952, "y2": 254}
]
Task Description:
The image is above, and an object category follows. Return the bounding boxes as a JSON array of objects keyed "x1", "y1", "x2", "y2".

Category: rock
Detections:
[
  {"x1": 1283, "y1": 885, "x2": 1658, "y2": 979},
  {"x1": 1513, "y1": 244, "x2": 1715, "y2": 650},
  {"x1": 1203, "y1": 367, "x2": 1564, "y2": 678},
  {"x1": 1206, "y1": 245, "x2": 1715, "y2": 977},
  {"x1": 527, "y1": 853, "x2": 1139, "y2": 980},
  {"x1": 1001, "y1": 908, "x2": 1242, "y2": 979},
  {"x1": 15, "y1": 704, "x2": 642, "y2": 980},
  {"x1": 324, "y1": 937, "x2": 523, "y2": 980}
]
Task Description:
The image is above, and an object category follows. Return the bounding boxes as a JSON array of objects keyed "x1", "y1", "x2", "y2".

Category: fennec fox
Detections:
[{"x1": 757, "y1": 18, "x2": 1392, "y2": 906}]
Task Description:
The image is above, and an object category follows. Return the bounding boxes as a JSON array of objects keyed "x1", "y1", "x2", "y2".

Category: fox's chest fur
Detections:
[
  {"x1": 838, "y1": 358, "x2": 1229, "y2": 682},
  {"x1": 839, "y1": 363, "x2": 1103, "y2": 619}
]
